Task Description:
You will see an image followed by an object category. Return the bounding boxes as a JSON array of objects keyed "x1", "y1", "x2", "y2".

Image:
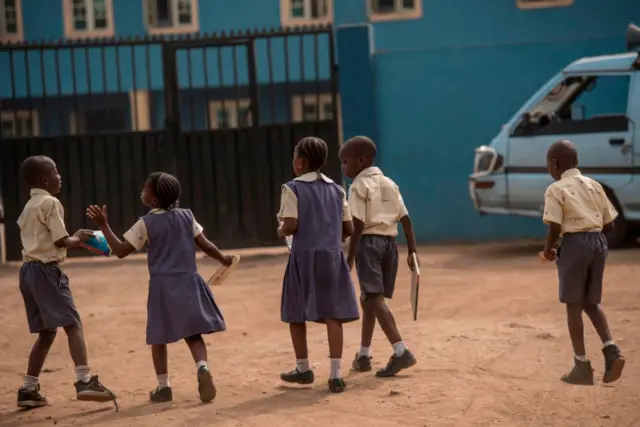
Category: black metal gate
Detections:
[{"x1": 0, "y1": 26, "x2": 340, "y2": 261}]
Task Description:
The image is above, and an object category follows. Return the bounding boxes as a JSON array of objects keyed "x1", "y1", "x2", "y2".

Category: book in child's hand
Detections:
[
  {"x1": 81, "y1": 231, "x2": 111, "y2": 256},
  {"x1": 207, "y1": 255, "x2": 241, "y2": 286}
]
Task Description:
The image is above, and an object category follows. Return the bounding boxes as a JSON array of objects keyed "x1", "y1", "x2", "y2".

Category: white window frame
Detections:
[
  {"x1": 1, "y1": 110, "x2": 40, "y2": 137},
  {"x1": 368, "y1": 0, "x2": 422, "y2": 22},
  {"x1": 208, "y1": 99, "x2": 252, "y2": 130},
  {"x1": 292, "y1": 93, "x2": 343, "y2": 143},
  {"x1": 63, "y1": 0, "x2": 115, "y2": 39},
  {"x1": 292, "y1": 94, "x2": 335, "y2": 122},
  {"x1": 516, "y1": 0, "x2": 573, "y2": 9},
  {"x1": 144, "y1": 0, "x2": 199, "y2": 35},
  {"x1": 0, "y1": 0, "x2": 23, "y2": 42},
  {"x1": 280, "y1": 0, "x2": 333, "y2": 27}
]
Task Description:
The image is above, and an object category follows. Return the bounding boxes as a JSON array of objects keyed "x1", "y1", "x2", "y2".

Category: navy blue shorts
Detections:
[
  {"x1": 355, "y1": 235, "x2": 398, "y2": 300},
  {"x1": 19, "y1": 262, "x2": 81, "y2": 333},
  {"x1": 556, "y1": 232, "x2": 607, "y2": 305}
]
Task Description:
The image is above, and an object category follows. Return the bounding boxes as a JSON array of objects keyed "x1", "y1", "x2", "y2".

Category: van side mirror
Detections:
[{"x1": 627, "y1": 23, "x2": 640, "y2": 51}]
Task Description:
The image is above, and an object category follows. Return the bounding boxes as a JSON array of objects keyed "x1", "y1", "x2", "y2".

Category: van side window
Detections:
[
  {"x1": 513, "y1": 75, "x2": 630, "y2": 136},
  {"x1": 569, "y1": 75, "x2": 629, "y2": 120}
]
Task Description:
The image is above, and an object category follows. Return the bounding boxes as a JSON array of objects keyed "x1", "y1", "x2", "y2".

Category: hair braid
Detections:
[
  {"x1": 296, "y1": 136, "x2": 328, "y2": 175},
  {"x1": 148, "y1": 172, "x2": 181, "y2": 210}
]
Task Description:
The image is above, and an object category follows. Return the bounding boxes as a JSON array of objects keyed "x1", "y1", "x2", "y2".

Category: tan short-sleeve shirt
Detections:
[
  {"x1": 348, "y1": 167, "x2": 408, "y2": 237},
  {"x1": 277, "y1": 172, "x2": 351, "y2": 221},
  {"x1": 18, "y1": 189, "x2": 69, "y2": 263},
  {"x1": 543, "y1": 168, "x2": 618, "y2": 235},
  {"x1": 123, "y1": 209, "x2": 204, "y2": 251}
]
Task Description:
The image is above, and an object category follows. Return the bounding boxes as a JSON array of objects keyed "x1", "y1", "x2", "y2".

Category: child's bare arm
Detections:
[
  {"x1": 400, "y1": 215, "x2": 420, "y2": 270},
  {"x1": 278, "y1": 218, "x2": 298, "y2": 237},
  {"x1": 86, "y1": 204, "x2": 135, "y2": 258},
  {"x1": 100, "y1": 224, "x2": 136, "y2": 259},
  {"x1": 400, "y1": 215, "x2": 417, "y2": 254},
  {"x1": 342, "y1": 220, "x2": 354, "y2": 239},
  {"x1": 54, "y1": 230, "x2": 94, "y2": 249},
  {"x1": 347, "y1": 217, "x2": 365, "y2": 269},
  {"x1": 195, "y1": 233, "x2": 232, "y2": 266},
  {"x1": 541, "y1": 186, "x2": 563, "y2": 260}
]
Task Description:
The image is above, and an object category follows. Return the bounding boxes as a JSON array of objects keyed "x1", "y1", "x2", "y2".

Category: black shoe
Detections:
[
  {"x1": 17, "y1": 384, "x2": 48, "y2": 409},
  {"x1": 280, "y1": 368, "x2": 315, "y2": 385},
  {"x1": 75, "y1": 375, "x2": 118, "y2": 410},
  {"x1": 376, "y1": 349, "x2": 417, "y2": 377},
  {"x1": 602, "y1": 345, "x2": 625, "y2": 384},
  {"x1": 561, "y1": 359, "x2": 594, "y2": 385},
  {"x1": 352, "y1": 353, "x2": 372, "y2": 372},
  {"x1": 197, "y1": 366, "x2": 217, "y2": 403},
  {"x1": 328, "y1": 378, "x2": 346, "y2": 393},
  {"x1": 150, "y1": 386, "x2": 173, "y2": 403}
]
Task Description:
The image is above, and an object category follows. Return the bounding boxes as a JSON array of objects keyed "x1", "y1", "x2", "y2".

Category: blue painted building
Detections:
[{"x1": 1, "y1": 0, "x2": 639, "y2": 242}]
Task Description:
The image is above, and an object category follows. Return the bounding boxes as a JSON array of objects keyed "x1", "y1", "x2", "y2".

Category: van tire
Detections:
[{"x1": 603, "y1": 189, "x2": 628, "y2": 249}]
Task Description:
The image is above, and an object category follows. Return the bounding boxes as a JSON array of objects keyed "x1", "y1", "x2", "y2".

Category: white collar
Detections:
[{"x1": 294, "y1": 172, "x2": 334, "y2": 183}]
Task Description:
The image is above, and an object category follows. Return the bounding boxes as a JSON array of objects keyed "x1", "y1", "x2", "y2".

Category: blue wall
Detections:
[
  {"x1": 336, "y1": 0, "x2": 640, "y2": 243},
  {"x1": 4, "y1": 0, "x2": 640, "y2": 243}
]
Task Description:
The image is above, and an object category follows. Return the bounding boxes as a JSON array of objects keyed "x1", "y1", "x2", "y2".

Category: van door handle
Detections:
[{"x1": 609, "y1": 138, "x2": 625, "y2": 146}]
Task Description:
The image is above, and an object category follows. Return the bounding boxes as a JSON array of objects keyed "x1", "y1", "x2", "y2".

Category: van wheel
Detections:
[{"x1": 606, "y1": 213, "x2": 628, "y2": 249}]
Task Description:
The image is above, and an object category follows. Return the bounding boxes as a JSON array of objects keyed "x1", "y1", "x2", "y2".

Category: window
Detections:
[
  {"x1": 281, "y1": 0, "x2": 332, "y2": 27},
  {"x1": 1, "y1": 111, "x2": 39, "y2": 138},
  {"x1": 208, "y1": 100, "x2": 252, "y2": 130},
  {"x1": 514, "y1": 75, "x2": 631, "y2": 136},
  {"x1": 516, "y1": 0, "x2": 573, "y2": 9},
  {"x1": 292, "y1": 94, "x2": 334, "y2": 122},
  {"x1": 145, "y1": 0, "x2": 199, "y2": 34},
  {"x1": 70, "y1": 108, "x2": 128, "y2": 134},
  {"x1": 0, "y1": 0, "x2": 23, "y2": 41},
  {"x1": 368, "y1": 0, "x2": 422, "y2": 21},
  {"x1": 63, "y1": 0, "x2": 114, "y2": 38}
]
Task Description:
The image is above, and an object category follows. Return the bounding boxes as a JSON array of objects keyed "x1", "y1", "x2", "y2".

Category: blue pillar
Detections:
[{"x1": 334, "y1": 2, "x2": 377, "y2": 144}]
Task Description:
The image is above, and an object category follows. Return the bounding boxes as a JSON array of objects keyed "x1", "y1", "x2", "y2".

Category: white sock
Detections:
[
  {"x1": 196, "y1": 360, "x2": 208, "y2": 370},
  {"x1": 74, "y1": 365, "x2": 91, "y2": 383},
  {"x1": 603, "y1": 340, "x2": 615, "y2": 348},
  {"x1": 392, "y1": 341, "x2": 408, "y2": 357},
  {"x1": 575, "y1": 354, "x2": 588, "y2": 362},
  {"x1": 23, "y1": 375, "x2": 39, "y2": 390},
  {"x1": 358, "y1": 346, "x2": 371, "y2": 358},
  {"x1": 296, "y1": 359, "x2": 310, "y2": 373},
  {"x1": 330, "y1": 358, "x2": 341, "y2": 380},
  {"x1": 157, "y1": 374, "x2": 170, "y2": 389}
]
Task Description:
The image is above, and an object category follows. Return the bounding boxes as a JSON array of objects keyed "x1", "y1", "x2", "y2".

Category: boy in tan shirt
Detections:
[
  {"x1": 339, "y1": 136, "x2": 419, "y2": 377},
  {"x1": 16, "y1": 155, "x2": 116, "y2": 409},
  {"x1": 541, "y1": 140, "x2": 625, "y2": 385}
]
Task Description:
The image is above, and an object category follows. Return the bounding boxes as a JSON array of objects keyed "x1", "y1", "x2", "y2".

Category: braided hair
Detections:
[
  {"x1": 147, "y1": 172, "x2": 181, "y2": 210},
  {"x1": 295, "y1": 137, "x2": 328, "y2": 176}
]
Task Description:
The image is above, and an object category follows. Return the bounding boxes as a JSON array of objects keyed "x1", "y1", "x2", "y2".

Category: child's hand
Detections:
[
  {"x1": 221, "y1": 255, "x2": 234, "y2": 267},
  {"x1": 86, "y1": 205, "x2": 108, "y2": 226},
  {"x1": 277, "y1": 225, "x2": 286, "y2": 238},
  {"x1": 539, "y1": 248, "x2": 557, "y2": 262},
  {"x1": 408, "y1": 252, "x2": 420, "y2": 271},
  {"x1": 73, "y1": 229, "x2": 95, "y2": 242}
]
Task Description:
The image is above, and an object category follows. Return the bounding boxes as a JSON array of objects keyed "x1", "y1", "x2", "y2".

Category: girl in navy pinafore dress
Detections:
[
  {"x1": 86, "y1": 172, "x2": 232, "y2": 404},
  {"x1": 277, "y1": 137, "x2": 360, "y2": 393}
]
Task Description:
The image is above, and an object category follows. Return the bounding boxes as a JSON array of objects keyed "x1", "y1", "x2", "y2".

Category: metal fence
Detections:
[{"x1": 0, "y1": 26, "x2": 341, "y2": 261}]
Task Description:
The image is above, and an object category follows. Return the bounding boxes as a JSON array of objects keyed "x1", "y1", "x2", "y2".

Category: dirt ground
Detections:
[{"x1": 0, "y1": 240, "x2": 638, "y2": 427}]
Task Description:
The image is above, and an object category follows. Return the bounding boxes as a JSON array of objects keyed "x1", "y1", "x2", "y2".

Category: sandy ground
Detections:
[{"x1": 0, "y1": 240, "x2": 638, "y2": 427}]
